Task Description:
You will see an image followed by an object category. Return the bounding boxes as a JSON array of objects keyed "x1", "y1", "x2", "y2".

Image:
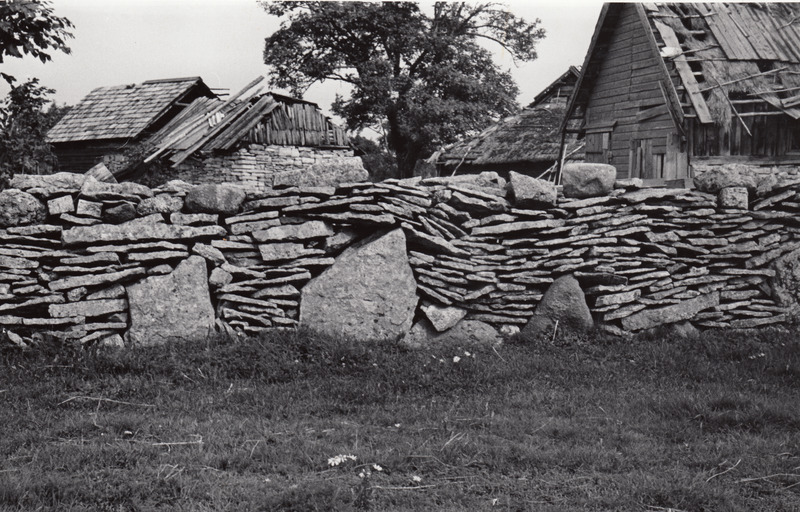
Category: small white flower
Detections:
[
  {"x1": 411, "y1": 475, "x2": 422, "y2": 483},
  {"x1": 394, "y1": 423, "x2": 401, "y2": 428},
  {"x1": 453, "y1": 356, "x2": 461, "y2": 363},
  {"x1": 327, "y1": 454, "x2": 357, "y2": 467},
  {"x1": 464, "y1": 351, "x2": 471, "y2": 357},
  {"x1": 373, "y1": 464, "x2": 383, "y2": 471},
  {"x1": 358, "y1": 471, "x2": 365, "y2": 478}
]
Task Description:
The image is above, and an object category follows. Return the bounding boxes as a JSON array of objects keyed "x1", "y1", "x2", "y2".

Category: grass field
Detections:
[{"x1": 1, "y1": 326, "x2": 800, "y2": 511}]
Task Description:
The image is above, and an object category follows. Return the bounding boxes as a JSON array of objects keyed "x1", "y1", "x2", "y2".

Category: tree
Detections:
[
  {"x1": 0, "y1": 0, "x2": 73, "y2": 186},
  {"x1": 0, "y1": 78, "x2": 65, "y2": 185},
  {"x1": 262, "y1": 2, "x2": 544, "y2": 178},
  {"x1": 350, "y1": 134, "x2": 399, "y2": 182},
  {"x1": 0, "y1": 0, "x2": 74, "y2": 85}
]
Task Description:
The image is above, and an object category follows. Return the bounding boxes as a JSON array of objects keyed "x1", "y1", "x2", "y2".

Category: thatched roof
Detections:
[
  {"x1": 47, "y1": 77, "x2": 216, "y2": 143},
  {"x1": 435, "y1": 67, "x2": 582, "y2": 169}
]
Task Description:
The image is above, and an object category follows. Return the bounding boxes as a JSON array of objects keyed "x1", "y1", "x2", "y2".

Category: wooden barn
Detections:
[
  {"x1": 433, "y1": 67, "x2": 583, "y2": 179},
  {"x1": 562, "y1": 3, "x2": 800, "y2": 183},
  {"x1": 46, "y1": 77, "x2": 217, "y2": 174}
]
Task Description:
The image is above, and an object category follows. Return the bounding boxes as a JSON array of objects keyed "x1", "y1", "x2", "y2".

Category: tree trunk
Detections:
[{"x1": 385, "y1": 109, "x2": 421, "y2": 179}]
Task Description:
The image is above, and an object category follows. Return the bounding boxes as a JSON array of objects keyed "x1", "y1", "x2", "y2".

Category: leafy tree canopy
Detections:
[
  {"x1": 0, "y1": 78, "x2": 66, "y2": 186},
  {"x1": 350, "y1": 134, "x2": 398, "y2": 182},
  {"x1": 261, "y1": 1, "x2": 545, "y2": 177},
  {"x1": 0, "y1": 0, "x2": 74, "y2": 85}
]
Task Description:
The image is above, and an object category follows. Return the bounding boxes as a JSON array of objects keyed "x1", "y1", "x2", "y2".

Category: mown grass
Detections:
[{"x1": 1, "y1": 326, "x2": 800, "y2": 511}]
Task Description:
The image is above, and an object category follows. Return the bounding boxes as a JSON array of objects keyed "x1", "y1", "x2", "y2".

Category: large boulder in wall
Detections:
[
  {"x1": 770, "y1": 247, "x2": 800, "y2": 317},
  {"x1": 507, "y1": 171, "x2": 557, "y2": 208},
  {"x1": 561, "y1": 163, "x2": 616, "y2": 199},
  {"x1": 125, "y1": 256, "x2": 215, "y2": 346},
  {"x1": 520, "y1": 275, "x2": 594, "y2": 341},
  {"x1": 300, "y1": 228, "x2": 418, "y2": 342},
  {"x1": 184, "y1": 184, "x2": 246, "y2": 215},
  {"x1": 401, "y1": 318, "x2": 502, "y2": 349},
  {"x1": 0, "y1": 189, "x2": 47, "y2": 227},
  {"x1": 693, "y1": 164, "x2": 761, "y2": 195}
]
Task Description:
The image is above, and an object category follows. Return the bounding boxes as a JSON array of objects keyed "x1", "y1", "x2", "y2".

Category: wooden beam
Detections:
[
  {"x1": 712, "y1": 77, "x2": 752, "y2": 138},
  {"x1": 692, "y1": 155, "x2": 800, "y2": 165},
  {"x1": 653, "y1": 21, "x2": 713, "y2": 123},
  {"x1": 144, "y1": 76, "x2": 266, "y2": 164},
  {"x1": 698, "y1": 67, "x2": 787, "y2": 93},
  {"x1": 636, "y1": 5, "x2": 685, "y2": 128},
  {"x1": 737, "y1": 111, "x2": 786, "y2": 117}
]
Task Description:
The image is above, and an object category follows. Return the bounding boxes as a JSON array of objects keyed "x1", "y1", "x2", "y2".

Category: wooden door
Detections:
[
  {"x1": 585, "y1": 130, "x2": 613, "y2": 164},
  {"x1": 629, "y1": 139, "x2": 656, "y2": 179},
  {"x1": 663, "y1": 133, "x2": 689, "y2": 179}
]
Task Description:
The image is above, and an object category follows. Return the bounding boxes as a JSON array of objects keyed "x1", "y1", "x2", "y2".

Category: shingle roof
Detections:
[{"x1": 47, "y1": 77, "x2": 214, "y2": 143}]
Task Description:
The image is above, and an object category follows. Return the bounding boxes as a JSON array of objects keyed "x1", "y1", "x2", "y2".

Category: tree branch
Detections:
[{"x1": 467, "y1": 32, "x2": 521, "y2": 65}]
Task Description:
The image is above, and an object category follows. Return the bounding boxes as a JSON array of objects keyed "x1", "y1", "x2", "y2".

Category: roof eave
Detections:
[{"x1": 560, "y1": 3, "x2": 613, "y2": 135}]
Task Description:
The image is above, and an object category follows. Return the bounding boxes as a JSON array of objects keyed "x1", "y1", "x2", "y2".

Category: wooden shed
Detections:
[
  {"x1": 433, "y1": 67, "x2": 583, "y2": 179},
  {"x1": 144, "y1": 76, "x2": 349, "y2": 168},
  {"x1": 562, "y1": 3, "x2": 800, "y2": 183},
  {"x1": 47, "y1": 77, "x2": 216, "y2": 174}
]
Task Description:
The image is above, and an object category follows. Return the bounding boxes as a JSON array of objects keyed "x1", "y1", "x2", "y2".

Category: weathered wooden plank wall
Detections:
[{"x1": 583, "y1": 4, "x2": 686, "y2": 180}]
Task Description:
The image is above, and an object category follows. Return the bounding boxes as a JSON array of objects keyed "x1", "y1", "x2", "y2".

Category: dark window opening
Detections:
[{"x1": 756, "y1": 61, "x2": 773, "y2": 73}]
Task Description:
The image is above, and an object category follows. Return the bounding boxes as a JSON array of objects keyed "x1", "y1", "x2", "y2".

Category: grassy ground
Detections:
[{"x1": 1, "y1": 327, "x2": 800, "y2": 512}]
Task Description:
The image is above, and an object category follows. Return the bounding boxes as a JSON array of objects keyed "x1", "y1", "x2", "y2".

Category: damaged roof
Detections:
[
  {"x1": 567, "y1": 3, "x2": 800, "y2": 132},
  {"x1": 145, "y1": 76, "x2": 349, "y2": 167},
  {"x1": 650, "y1": 2, "x2": 800, "y2": 121},
  {"x1": 434, "y1": 67, "x2": 583, "y2": 169},
  {"x1": 47, "y1": 77, "x2": 216, "y2": 143}
]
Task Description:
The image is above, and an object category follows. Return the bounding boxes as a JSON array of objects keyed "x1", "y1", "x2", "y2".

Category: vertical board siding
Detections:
[{"x1": 584, "y1": 4, "x2": 682, "y2": 179}]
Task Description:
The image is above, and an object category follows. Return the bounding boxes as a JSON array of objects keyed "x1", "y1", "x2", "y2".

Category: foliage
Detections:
[
  {"x1": 350, "y1": 134, "x2": 399, "y2": 182},
  {"x1": 0, "y1": 78, "x2": 65, "y2": 186},
  {"x1": 0, "y1": 0, "x2": 74, "y2": 85},
  {"x1": 118, "y1": 142, "x2": 180, "y2": 189},
  {"x1": 262, "y1": 2, "x2": 545, "y2": 177},
  {"x1": 0, "y1": 1, "x2": 73, "y2": 186}
]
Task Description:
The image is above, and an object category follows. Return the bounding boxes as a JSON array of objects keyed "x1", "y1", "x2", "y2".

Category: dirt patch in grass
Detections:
[{"x1": 1, "y1": 328, "x2": 800, "y2": 511}]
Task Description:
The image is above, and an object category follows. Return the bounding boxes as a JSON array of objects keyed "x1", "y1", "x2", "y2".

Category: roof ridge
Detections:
[{"x1": 143, "y1": 76, "x2": 203, "y2": 84}]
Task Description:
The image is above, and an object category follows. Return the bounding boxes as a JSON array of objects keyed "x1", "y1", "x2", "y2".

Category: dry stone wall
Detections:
[
  {"x1": 173, "y1": 144, "x2": 367, "y2": 193},
  {"x1": 0, "y1": 167, "x2": 798, "y2": 349}
]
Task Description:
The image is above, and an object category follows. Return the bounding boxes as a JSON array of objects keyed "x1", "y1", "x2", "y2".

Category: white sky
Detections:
[{"x1": 1, "y1": 0, "x2": 604, "y2": 117}]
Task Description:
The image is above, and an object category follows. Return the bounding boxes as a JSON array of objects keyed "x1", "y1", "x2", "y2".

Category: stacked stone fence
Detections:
[
  {"x1": 0, "y1": 164, "x2": 798, "y2": 350},
  {"x1": 172, "y1": 145, "x2": 367, "y2": 193}
]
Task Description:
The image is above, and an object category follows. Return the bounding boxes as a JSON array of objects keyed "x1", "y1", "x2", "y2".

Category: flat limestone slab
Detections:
[
  {"x1": 621, "y1": 292, "x2": 719, "y2": 331},
  {"x1": 252, "y1": 221, "x2": 334, "y2": 242},
  {"x1": 49, "y1": 267, "x2": 146, "y2": 292},
  {"x1": 49, "y1": 299, "x2": 127, "y2": 318},
  {"x1": 62, "y1": 223, "x2": 226, "y2": 246}
]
